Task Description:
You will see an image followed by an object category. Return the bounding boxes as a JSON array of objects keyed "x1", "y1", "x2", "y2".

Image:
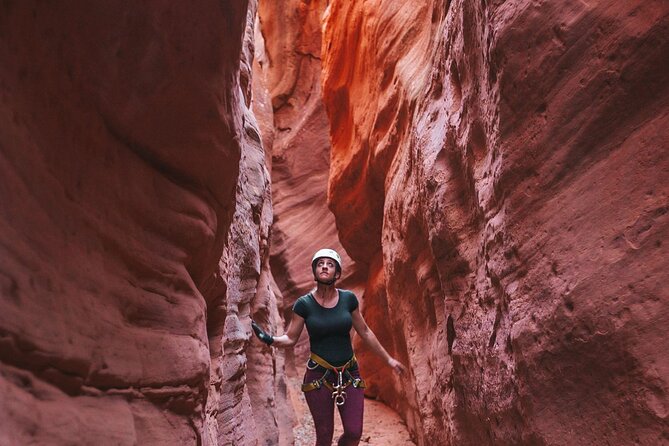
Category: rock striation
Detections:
[
  {"x1": 0, "y1": 1, "x2": 286, "y2": 444},
  {"x1": 322, "y1": 0, "x2": 669, "y2": 444}
]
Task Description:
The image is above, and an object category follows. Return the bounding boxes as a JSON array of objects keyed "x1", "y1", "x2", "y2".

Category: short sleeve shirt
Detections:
[{"x1": 293, "y1": 289, "x2": 359, "y2": 367}]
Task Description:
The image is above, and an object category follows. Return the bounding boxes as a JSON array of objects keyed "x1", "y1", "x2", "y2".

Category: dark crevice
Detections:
[
  {"x1": 447, "y1": 315, "x2": 456, "y2": 354},
  {"x1": 488, "y1": 304, "x2": 502, "y2": 348}
]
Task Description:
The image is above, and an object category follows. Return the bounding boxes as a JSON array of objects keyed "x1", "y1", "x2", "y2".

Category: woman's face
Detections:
[{"x1": 316, "y1": 257, "x2": 338, "y2": 281}]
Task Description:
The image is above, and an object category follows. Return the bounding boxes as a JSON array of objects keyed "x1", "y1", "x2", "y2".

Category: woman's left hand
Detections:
[
  {"x1": 388, "y1": 358, "x2": 407, "y2": 375},
  {"x1": 251, "y1": 319, "x2": 274, "y2": 346}
]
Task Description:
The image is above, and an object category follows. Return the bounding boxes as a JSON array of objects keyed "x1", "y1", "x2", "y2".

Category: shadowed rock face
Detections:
[
  {"x1": 0, "y1": 1, "x2": 284, "y2": 444},
  {"x1": 322, "y1": 1, "x2": 669, "y2": 444}
]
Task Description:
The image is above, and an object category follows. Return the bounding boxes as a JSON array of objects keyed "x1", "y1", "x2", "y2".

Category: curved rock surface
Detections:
[
  {"x1": 256, "y1": 0, "x2": 365, "y2": 368},
  {"x1": 322, "y1": 1, "x2": 669, "y2": 444},
  {"x1": 4, "y1": 0, "x2": 668, "y2": 444},
  {"x1": 0, "y1": 1, "x2": 286, "y2": 444}
]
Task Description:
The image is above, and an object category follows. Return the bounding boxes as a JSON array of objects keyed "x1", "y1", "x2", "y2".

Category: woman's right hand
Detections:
[
  {"x1": 388, "y1": 357, "x2": 407, "y2": 375},
  {"x1": 251, "y1": 320, "x2": 274, "y2": 346}
]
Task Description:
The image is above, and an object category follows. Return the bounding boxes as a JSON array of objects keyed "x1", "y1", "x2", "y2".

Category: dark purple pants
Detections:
[{"x1": 303, "y1": 368, "x2": 365, "y2": 446}]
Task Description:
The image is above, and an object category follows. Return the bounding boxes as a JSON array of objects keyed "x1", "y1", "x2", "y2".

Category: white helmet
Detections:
[{"x1": 311, "y1": 248, "x2": 342, "y2": 272}]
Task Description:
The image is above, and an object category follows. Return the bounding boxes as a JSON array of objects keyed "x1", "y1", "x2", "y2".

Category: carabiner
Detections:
[{"x1": 331, "y1": 369, "x2": 347, "y2": 405}]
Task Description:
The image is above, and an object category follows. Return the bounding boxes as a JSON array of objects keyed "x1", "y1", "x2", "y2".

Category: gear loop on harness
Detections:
[
  {"x1": 301, "y1": 353, "x2": 365, "y2": 405},
  {"x1": 306, "y1": 358, "x2": 320, "y2": 370}
]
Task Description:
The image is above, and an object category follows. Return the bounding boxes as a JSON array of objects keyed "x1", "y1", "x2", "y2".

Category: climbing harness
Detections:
[{"x1": 301, "y1": 353, "x2": 366, "y2": 406}]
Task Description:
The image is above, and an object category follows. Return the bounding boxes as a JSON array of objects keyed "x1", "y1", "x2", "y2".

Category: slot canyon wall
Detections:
[
  {"x1": 2, "y1": 1, "x2": 668, "y2": 446},
  {"x1": 0, "y1": 1, "x2": 291, "y2": 445},
  {"x1": 254, "y1": 0, "x2": 365, "y2": 367},
  {"x1": 321, "y1": 0, "x2": 669, "y2": 445}
]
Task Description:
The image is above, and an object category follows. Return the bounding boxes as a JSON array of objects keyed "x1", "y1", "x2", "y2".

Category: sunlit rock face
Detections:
[
  {"x1": 322, "y1": 1, "x2": 669, "y2": 444},
  {"x1": 256, "y1": 0, "x2": 365, "y2": 367},
  {"x1": 0, "y1": 1, "x2": 281, "y2": 444}
]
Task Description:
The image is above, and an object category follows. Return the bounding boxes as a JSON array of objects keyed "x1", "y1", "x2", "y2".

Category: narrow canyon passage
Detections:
[
  {"x1": 251, "y1": 1, "x2": 415, "y2": 440},
  {"x1": 1, "y1": 1, "x2": 669, "y2": 446}
]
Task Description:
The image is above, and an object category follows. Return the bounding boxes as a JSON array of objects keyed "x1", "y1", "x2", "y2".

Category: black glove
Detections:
[{"x1": 251, "y1": 320, "x2": 274, "y2": 346}]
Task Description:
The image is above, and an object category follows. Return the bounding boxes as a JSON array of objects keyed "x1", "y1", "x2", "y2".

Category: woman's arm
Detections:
[
  {"x1": 266, "y1": 315, "x2": 305, "y2": 348},
  {"x1": 351, "y1": 308, "x2": 406, "y2": 375}
]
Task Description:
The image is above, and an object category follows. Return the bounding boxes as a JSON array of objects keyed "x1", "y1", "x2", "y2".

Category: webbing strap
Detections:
[{"x1": 309, "y1": 352, "x2": 357, "y2": 371}]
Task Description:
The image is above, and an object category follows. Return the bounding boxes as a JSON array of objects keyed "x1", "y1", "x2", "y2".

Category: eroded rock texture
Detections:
[
  {"x1": 0, "y1": 1, "x2": 284, "y2": 444},
  {"x1": 322, "y1": 1, "x2": 669, "y2": 445},
  {"x1": 256, "y1": 0, "x2": 364, "y2": 367}
]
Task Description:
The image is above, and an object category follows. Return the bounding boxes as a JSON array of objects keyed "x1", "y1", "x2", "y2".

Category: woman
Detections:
[{"x1": 252, "y1": 248, "x2": 405, "y2": 446}]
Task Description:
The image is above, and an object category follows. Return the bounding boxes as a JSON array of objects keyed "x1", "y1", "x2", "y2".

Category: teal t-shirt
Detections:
[{"x1": 293, "y1": 289, "x2": 359, "y2": 367}]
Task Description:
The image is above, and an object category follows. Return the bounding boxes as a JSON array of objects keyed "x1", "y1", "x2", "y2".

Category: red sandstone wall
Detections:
[
  {"x1": 256, "y1": 0, "x2": 365, "y2": 368},
  {"x1": 0, "y1": 1, "x2": 285, "y2": 444},
  {"x1": 322, "y1": 1, "x2": 669, "y2": 444},
  {"x1": 4, "y1": 0, "x2": 667, "y2": 444}
]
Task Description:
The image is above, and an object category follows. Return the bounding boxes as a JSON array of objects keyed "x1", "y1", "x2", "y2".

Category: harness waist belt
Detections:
[
  {"x1": 301, "y1": 353, "x2": 366, "y2": 400},
  {"x1": 309, "y1": 352, "x2": 357, "y2": 371}
]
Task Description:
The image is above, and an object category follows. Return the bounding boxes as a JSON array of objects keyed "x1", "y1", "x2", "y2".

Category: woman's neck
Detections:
[{"x1": 314, "y1": 283, "x2": 337, "y2": 302}]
